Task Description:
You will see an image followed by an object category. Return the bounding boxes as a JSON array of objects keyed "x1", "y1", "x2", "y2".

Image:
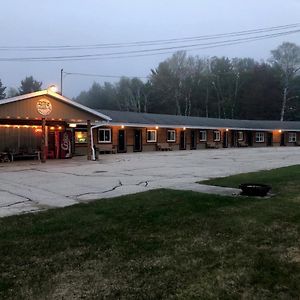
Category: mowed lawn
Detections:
[{"x1": 1, "y1": 166, "x2": 300, "y2": 299}]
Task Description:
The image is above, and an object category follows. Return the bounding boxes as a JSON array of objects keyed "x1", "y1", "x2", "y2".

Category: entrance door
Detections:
[
  {"x1": 267, "y1": 132, "x2": 273, "y2": 146},
  {"x1": 190, "y1": 130, "x2": 196, "y2": 149},
  {"x1": 180, "y1": 131, "x2": 186, "y2": 150},
  {"x1": 280, "y1": 133, "x2": 285, "y2": 146},
  {"x1": 134, "y1": 129, "x2": 142, "y2": 152},
  {"x1": 118, "y1": 129, "x2": 126, "y2": 152},
  {"x1": 223, "y1": 131, "x2": 228, "y2": 148}
]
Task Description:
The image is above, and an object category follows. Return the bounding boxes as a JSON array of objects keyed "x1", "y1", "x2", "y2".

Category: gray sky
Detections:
[{"x1": 1, "y1": 0, "x2": 300, "y2": 98}]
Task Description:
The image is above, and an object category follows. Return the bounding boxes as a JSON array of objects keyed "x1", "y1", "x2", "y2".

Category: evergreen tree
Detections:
[
  {"x1": 18, "y1": 76, "x2": 42, "y2": 95},
  {"x1": 0, "y1": 79, "x2": 6, "y2": 99}
]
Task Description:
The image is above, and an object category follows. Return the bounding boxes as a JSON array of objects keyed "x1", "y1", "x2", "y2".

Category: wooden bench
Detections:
[
  {"x1": 206, "y1": 142, "x2": 218, "y2": 149},
  {"x1": 238, "y1": 141, "x2": 248, "y2": 147},
  {"x1": 98, "y1": 144, "x2": 117, "y2": 154},
  {"x1": 156, "y1": 143, "x2": 172, "y2": 151}
]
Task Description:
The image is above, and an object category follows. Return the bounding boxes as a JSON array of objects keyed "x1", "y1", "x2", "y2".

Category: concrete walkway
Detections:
[{"x1": 0, "y1": 147, "x2": 299, "y2": 217}]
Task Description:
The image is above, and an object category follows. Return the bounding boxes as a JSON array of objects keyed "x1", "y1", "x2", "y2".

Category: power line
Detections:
[
  {"x1": 0, "y1": 29, "x2": 298, "y2": 62},
  {"x1": 63, "y1": 71, "x2": 148, "y2": 79},
  {"x1": 1, "y1": 23, "x2": 300, "y2": 51}
]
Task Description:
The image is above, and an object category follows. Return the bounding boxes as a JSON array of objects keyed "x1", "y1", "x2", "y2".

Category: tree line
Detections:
[
  {"x1": 75, "y1": 42, "x2": 300, "y2": 121},
  {"x1": 1, "y1": 42, "x2": 299, "y2": 121}
]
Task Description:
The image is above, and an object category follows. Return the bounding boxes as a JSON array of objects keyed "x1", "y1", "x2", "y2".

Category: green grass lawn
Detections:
[{"x1": 1, "y1": 166, "x2": 300, "y2": 299}]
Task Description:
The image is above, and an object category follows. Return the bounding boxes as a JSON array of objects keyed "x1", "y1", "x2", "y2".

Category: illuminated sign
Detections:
[{"x1": 36, "y1": 99, "x2": 52, "y2": 116}]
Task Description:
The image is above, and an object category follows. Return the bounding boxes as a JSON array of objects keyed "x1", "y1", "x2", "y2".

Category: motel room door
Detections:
[
  {"x1": 267, "y1": 132, "x2": 273, "y2": 146},
  {"x1": 223, "y1": 131, "x2": 229, "y2": 148},
  {"x1": 118, "y1": 129, "x2": 126, "y2": 153},
  {"x1": 190, "y1": 130, "x2": 197, "y2": 150},
  {"x1": 133, "y1": 129, "x2": 142, "y2": 152},
  {"x1": 180, "y1": 131, "x2": 186, "y2": 150}
]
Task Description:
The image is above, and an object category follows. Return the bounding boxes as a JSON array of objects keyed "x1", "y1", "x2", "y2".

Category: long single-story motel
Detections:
[{"x1": 0, "y1": 90, "x2": 300, "y2": 162}]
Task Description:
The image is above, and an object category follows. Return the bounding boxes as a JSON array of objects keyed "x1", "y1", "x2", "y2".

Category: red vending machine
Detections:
[{"x1": 60, "y1": 131, "x2": 73, "y2": 159}]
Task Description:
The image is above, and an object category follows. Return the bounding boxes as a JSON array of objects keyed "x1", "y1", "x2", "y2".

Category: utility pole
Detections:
[{"x1": 60, "y1": 68, "x2": 63, "y2": 95}]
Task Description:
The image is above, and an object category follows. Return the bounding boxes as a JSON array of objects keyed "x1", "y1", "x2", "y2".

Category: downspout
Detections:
[{"x1": 90, "y1": 121, "x2": 110, "y2": 161}]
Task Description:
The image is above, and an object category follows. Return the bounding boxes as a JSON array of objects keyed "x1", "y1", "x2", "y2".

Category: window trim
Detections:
[
  {"x1": 288, "y1": 132, "x2": 297, "y2": 143},
  {"x1": 199, "y1": 130, "x2": 207, "y2": 142},
  {"x1": 147, "y1": 129, "x2": 157, "y2": 143},
  {"x1": 167, "y1": 129, "x2": 176, "y2": 142},
  {"x1": 238, "y1": 131, "x2": 244, "y2": 141},
  {"x1": 255, "y1": 132, "x2": 265, "y2": 143},
  {"x1": 74, "y1": 130, "x2": 88, "y2": 144},
  {"x1": 213, "y1": 130, "x2": 221, "y2": 142},
  {"x1": 98, "y1": 128, "x2": 112, "y2": 143}
]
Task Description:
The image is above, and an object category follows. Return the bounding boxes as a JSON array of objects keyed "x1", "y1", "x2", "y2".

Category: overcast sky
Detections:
[{"x1": 1, "y1": 0, "x2": 300, "y2": 98}]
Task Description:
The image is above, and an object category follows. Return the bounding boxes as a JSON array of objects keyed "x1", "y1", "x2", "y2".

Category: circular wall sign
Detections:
[{"x1": 36, "y1": 99, "x2": 52, "y2": 116}]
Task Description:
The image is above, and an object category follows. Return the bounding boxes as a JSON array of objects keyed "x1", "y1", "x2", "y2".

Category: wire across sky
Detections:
[{"x1": 0, "y1": 23, "x2": 299, "y2": 62}]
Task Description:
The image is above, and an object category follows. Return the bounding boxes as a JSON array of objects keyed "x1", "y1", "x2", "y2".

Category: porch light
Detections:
[
  {"x1": 48, "y1": 84, "x2": 58, "y2": 93},
  {"x1": 155, "y1": 126, "x2": 159, "y2": 129},
  {"x1": 50, "y1": 126, "x2": 55, "y2": 130},
  {"x1": 183, "y1": 127, "x2": 186, "y2": 130},
  {"x1": 121, "y1": 125, "x2": 125, "y2": 129},
  {"x1": 58, "y1": 126, "x2": 62, "y2": 130},
  {"x1": 278, "y1": 129, "x2": 282, "y2": 133},
  {"x1": 226, "y1": 128, "x2": 229, "y2": 132}
]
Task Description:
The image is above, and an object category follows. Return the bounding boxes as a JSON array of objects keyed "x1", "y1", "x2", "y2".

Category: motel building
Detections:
[{"x1": 0, "y1": 89, "x2": 300, "y2": 162}]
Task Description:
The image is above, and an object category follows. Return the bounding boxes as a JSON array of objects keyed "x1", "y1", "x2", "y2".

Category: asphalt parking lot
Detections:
[{"x1": 0, "y1": 147, "x2": 299, "y2": 217}]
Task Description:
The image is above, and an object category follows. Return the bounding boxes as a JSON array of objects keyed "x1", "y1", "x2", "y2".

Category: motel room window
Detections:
[
  {"x1": 167, "y1": 130, "x2": 176, "y2": 142},
  {"x1": 213, "y1": 130, "x2": 221, "y2": 141},
  {"x1": 75, "y1": 131, "x2": 88, "y2": 144},
  {"x1": 147, "y1": 130, "x2": 157, "y2": 142},
  {"x1": 288, "y1": 132, "x2": 297, "y2": 143},
  {"x1": 199, "y1": 130, "x2": 207, "y2": 142},
  {"x1": 98, "y1": 128, "x2": 111, "y2": 143},
  {"x1": 238, "y1": 131, "x2": 244, "y2": 141},
  {"x1": 255, "y1": 132, "x2": 265, "y2": 143}
]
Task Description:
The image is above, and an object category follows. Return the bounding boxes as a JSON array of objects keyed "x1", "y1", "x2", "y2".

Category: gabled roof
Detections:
[
  {"x1": 0, "y1": 90, "x2": 111, "y2": 121},
  {"x1": 98, "y1": 109, "x2": 300, "y2": 131}
]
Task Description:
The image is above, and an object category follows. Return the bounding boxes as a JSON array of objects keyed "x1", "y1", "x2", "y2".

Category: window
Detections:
[
  {"x1": 167, "y1": 130, "x2": 176, "y2": 142},
  {"x1": 75, "y1": 131, "x2": 87, "y2": 144},
  {"x1": 147, "y1": 130, "x2": 157, "y2": 142},
  {"x1": 255, "y1": 132, "x2": 265, "y2": 143},
  {"x1": 98, "y1": 128, "x2": 111, "y2": 143},
  {"x1": 288, "y1": 132, "x2": 297, "y2": 143},
  {"x1": 213, "y1": 130, "x2": 221, "y2": 141},
  {"x1": 238, "y1": 131, "x2": 244, "y2": 141},
  {"x1": 199, "y1": 130, "x2": 207, "y2": 141}
]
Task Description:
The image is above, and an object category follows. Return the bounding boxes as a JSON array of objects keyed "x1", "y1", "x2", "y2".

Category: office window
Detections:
[
  {"x1": 98, "y1": 128, "x2": 111, "y2": 143},
  {"x1": 75, "y1": 131, "x2": 87, "y2": 144}
]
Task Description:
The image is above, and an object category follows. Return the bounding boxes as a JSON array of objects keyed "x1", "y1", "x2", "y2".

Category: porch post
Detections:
[
  {"x1": 41, "y1": 118, "x2": 46, "y2": 163},
  {"x1": 87, "y1": 119, "x2": 92, "y2": 160}
]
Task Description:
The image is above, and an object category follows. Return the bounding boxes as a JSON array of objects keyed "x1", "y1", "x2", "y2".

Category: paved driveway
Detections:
[{"x1": 0, "y1": 147, "x2": 299, "y2": 217}]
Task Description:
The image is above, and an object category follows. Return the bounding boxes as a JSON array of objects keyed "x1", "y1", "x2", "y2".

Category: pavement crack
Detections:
[{"x1": 0, "y1": 189, "x2": 36, "y2": 208}]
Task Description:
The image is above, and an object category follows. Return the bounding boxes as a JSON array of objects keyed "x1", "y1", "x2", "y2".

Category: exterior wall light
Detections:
[
  {"x1": 155, "y1": 126, "x2": 159, "y2": 129},
  {"x1": 121, "y1": 125, "x2": 125, "y2": 129},
  {"x1": 69, "y1": 123, "x2": 77, "y2": 128},
  {"x1": 48, "y1": 85, "x2": 58, "y2": 93}
]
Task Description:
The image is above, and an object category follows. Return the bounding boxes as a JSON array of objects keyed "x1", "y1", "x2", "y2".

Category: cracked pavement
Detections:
[{"x1": 0, "y1": 147, "x2": 299, "y2": 217}]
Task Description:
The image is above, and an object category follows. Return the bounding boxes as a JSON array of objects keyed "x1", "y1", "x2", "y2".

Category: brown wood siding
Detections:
[{"x1": 0, "y1": 95, "x2": 104, "y2": 123}]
